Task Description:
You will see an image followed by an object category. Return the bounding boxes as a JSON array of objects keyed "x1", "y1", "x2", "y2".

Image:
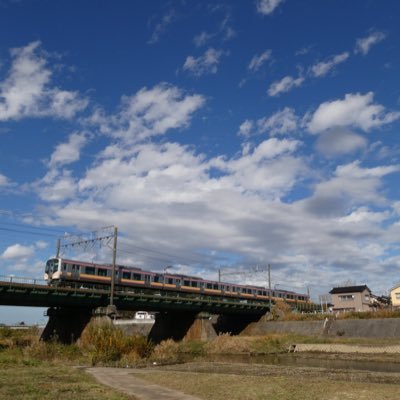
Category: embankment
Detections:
[{"x1": 245, "y1": 317, "x2": 400, "y2": 338}]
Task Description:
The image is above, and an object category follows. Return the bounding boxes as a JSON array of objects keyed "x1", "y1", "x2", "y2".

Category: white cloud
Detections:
[
  {"x1": 35, "y1": 169, "x2": 77, "y2": 202},
  {"x1": 48, "y1": 132, "x2": 89, "y2": 168},
  {"x1": 193, "y1": 31, "x2": 214, "y2": 47},
  {"x1": 89, "y1": 83, "x2": 205, "y2": 143},
  {"x1": 148, "y1": 9, "x2": 176, "y2": 44},
  {"x1": 257, "y1": 107, "x2": 298, "y2": 135},
  {"x1": 183, "y1": 48, "x2": 226, "y2": 76},
  {"x1": 303, "y1": 161, "x2": 400, "y2": 216},
  {"x1": 355, "y1": 31, "x2": 386, "y2": 55},
  {"x1": 1, "y1": 244, "x2": 34, "y2": 260},
  {"x1": 0, "y1": 173, "x2": 10, "y2": 186},
  {"x1": 256, "y1": 0, "x2": 285, "y2": 15},
  {"x1": 238, "y1": 119, "x2": 254, "y2": 137},
  {"x1": 238, "y1": 108, "x2": 298, "y2": 137},
  {"x1": 0, "y1": 41, "x2": 88, "y2": 121},
  {"x1": 248, "y1": 50, "x2": 272, "y2": 72},
  {"x1": 310, "y1": 52, "x2": 349, "y2": 77},
  {"x1": 307, "y1": 92, "x2": 400, "y2": 134},
  {"x1": 315, "y1": 128, "x2": 368, "y2": 157},
  {"x1": 35, "y1": 241, "x2": 48, "y2": 250},
  {"x1": 267, "y1": 75, "x2": 304, "y2": 96}
]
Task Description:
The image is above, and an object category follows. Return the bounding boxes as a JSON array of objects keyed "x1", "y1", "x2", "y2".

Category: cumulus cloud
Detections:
[
  {"x1": 307, "y1": 92, "x2": 400, "y2": 134},
  {"x1": 48, "y1": 132, "x2": 89, "y2": 168},
  {"x1": 89, "y1": 83, "x2": 205, "y2": 143},
  {"x1": 310, "y1": 52, "x2": 349, "y2": 77},
  {"x1": 238, "y1": 120, "x2": 254, "y2": 137},
  {"x1": 183, "y1": 48, "x2": 227, "y2": 76},
  {"x1": 239, "y1": 108, "x2": 299, "y2": 137},
  {"x1": 303, "y1": 161, "x2": 400, "y2": 217},
  {"x1": 258, "y1": 107, "x2": 299, "y2": 135},
  {"x1": 1, "y1": 244, "x2": 34, "y2": 260},
  {"x1": 256, "y1": 0, "x2": 285, "y2": 15},
  {"x1": 0, "y1": 41, "x2": 88, "y2": 121},
  {"x1": 267, "y1": 75, "x2": 304, "y2": 96},
  {"x1": 248, "y1": 50, "x2": 272, "y2": 72},
  {"x1": 315, "y1": 128, "x2": 367, "y2": 157},
  {"x1": 0, "y1": 173, "x2": 10, "y2": 186},
  {"x1": 355, "y1": 31, "x2": 386, "y2": 55}
]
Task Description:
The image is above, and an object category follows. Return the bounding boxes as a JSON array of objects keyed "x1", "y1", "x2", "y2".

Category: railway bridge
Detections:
[{"x1": 0, "y1": 276, "x2": 270, "y2": 343}]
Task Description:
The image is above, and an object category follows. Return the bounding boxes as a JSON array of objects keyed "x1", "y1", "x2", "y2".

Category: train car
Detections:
[{"x1": 44, "y1": 257, "x2": 309, "y2": 304}]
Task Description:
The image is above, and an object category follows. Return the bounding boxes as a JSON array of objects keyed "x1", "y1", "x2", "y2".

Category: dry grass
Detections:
[
  {"x1": 135, "y1": 367, "x2": 400, "y2": 400},
  {"x1": 79, "y1": 320, "x2": 153, "y2": 365},
  {"x1": 0, "y1": 361, "x2": 137, "y2": 399}
]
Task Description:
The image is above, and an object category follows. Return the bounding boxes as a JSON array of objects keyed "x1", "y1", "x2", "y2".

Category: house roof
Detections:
[{"x1": 329, "y1": 285, "x2": 371, "y2": 294}]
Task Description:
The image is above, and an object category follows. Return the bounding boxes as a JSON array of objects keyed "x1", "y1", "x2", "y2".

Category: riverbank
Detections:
[{"x1": 87, "y1": 360, "x2": 400, "y2": 400}]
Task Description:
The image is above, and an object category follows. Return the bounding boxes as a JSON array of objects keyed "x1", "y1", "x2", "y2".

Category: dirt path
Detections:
[{"x1": 85, "y1": 367, "x2": 202, "y2": 400}]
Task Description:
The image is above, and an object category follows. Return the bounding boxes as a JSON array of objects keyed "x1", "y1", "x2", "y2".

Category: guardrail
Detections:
[{"x1": 0, "y1": 275, "x2": 47, "y2": 286}]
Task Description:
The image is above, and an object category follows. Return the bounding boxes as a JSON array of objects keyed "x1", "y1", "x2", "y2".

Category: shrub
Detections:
[
  {"x1": 205, "y1": 334, "x2": 257, "y2": 354},
  {"x1": 79, "y1": 320, "x2": 153, "y2": 365},
  {"x1": 151, "y1": 339, "x2": 180, "y2": 363}
]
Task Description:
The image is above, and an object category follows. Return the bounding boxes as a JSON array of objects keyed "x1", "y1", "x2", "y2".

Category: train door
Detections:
[
  {"x1": 144, "y1": 274, "x2": 151, "y2": 287},
  {"x1": 72, "y1": 264, "x2": 80, "y2": 280}
]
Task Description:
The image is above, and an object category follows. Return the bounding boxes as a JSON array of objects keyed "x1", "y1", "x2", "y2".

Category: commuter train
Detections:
[{"x1": 44, "y1": 257, "x2": 309, "y2": 305}]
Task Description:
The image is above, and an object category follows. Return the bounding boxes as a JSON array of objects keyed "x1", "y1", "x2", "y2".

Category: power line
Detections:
[{"x1": 0, "y1": 226, "x2": 56, "y2": 238}]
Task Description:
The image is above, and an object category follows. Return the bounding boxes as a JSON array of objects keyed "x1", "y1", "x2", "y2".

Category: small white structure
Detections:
[
  {"x1": 113, "y1": 311, "x2": 155, "y2": 326},
  {"x1": 134, "y1": 311, "x2": 155, "y2": 320}
]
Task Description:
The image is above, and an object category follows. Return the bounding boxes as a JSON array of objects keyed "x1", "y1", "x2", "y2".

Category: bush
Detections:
[
  {"x1": 205, "y1": 334, "x2": 257, "y2": 354},
  {"x1": 79, "y1": 320, "x2": 153, "y2": 365},
  {"x1": 151, "y1": 339, "x2": 180, "y2": 363}
]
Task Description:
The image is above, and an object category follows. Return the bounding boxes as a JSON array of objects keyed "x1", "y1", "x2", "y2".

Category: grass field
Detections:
[
  {"x1": 134, "y1": 362, "x2": 400, "y2": 400},
  {"x1": 1, "y1": 324, "x2": 400, "y2": 399},
  {"x1": 0, "y1": 362, "x2": 136, "y2": 400}
]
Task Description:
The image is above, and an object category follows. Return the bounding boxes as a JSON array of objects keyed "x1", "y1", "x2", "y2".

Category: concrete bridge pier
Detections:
[
  {"x1": 41, "y1": 307, "x2": 93, "y2": 344},
  {"x1": 148, "y1": 311, "x2": 217, "y2": 343},
  {"x1": 213, "y1": 313, "x2": 265, "y2": 335}
]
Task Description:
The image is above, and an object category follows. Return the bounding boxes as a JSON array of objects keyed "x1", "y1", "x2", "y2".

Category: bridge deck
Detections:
[{"x1": 0, "y1": 278, "x2": 269, "y2": 315}]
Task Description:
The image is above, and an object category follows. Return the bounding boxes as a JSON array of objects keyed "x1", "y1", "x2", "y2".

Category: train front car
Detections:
[{"x1": 44, "y1": 258, "x2": 62, "y2": 284}]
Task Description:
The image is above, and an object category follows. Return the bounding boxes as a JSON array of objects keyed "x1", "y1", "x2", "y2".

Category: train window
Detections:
[
  {"x1": 98, "y1": 268, "x2": 107, "y2": 276},
  {"x1": 191, "y1": 281, "x2": 198, "y2": 287},
  {"x1": 122, "y1": 271, "x2": 131, "y2": 279},
  {"x1": 221, "y1": 285, "x2": 225, "y2": 290},
  {"x1": 213, "y1": 284, "x2": 219, "y2": 290},
  {"x1": 86, "y1": 266, "x2": 95, "y2": 275},
  {"x1": 206, "y1": 283, "x2": 212, "y2": 289},
  {"x1": 184, "y1": 280, "x2": 190, "y2": 286},
  {"x1": 133, "y1": 273, "x2": 141, "y2": 280},
  {"x1": 154, "y1": 275, "x2": 160, "y2": 283},
  {"x1": 63, "y1": 263, "x2": 67, "y2": 271}
]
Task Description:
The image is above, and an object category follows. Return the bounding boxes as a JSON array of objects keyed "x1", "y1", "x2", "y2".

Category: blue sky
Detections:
[{"x1": 1, "y1": 0, "x2": 400, "y2": 323}]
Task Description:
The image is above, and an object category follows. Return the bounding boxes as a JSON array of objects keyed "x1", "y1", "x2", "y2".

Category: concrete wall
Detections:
[{"x1": 245, "y1": 318, "x2": 400, "y2": 338}]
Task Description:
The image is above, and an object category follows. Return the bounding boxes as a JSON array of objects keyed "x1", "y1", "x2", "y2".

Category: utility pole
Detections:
[
  {"x1": 56, "y1": 238, "x2": 60, "y2": 258},
  {"x1": 110, "y1": 226, "x2": 118, "y2": 306},
  {"x1": 55, "y1": 225, "x2": 118, "y2": 306},
  {"x1": 268, "y1": 264, "x2": 272, "y2": 311}
]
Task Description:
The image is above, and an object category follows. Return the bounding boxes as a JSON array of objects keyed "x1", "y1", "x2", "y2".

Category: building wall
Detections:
[
  {"x1": 331, "y1": 288, "x2": 372, "y2": 312},
  {"x1": 391, "y1": 285, "x2": 400, "y2": 308}
]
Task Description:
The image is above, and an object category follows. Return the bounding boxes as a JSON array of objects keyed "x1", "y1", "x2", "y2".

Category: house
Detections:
[
  {"x1": 390, "y1": 283, "x2": 400, "y2": 308},
  {"x1": 329, "y1": 285, "x2": 373, "y2": 313}
]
